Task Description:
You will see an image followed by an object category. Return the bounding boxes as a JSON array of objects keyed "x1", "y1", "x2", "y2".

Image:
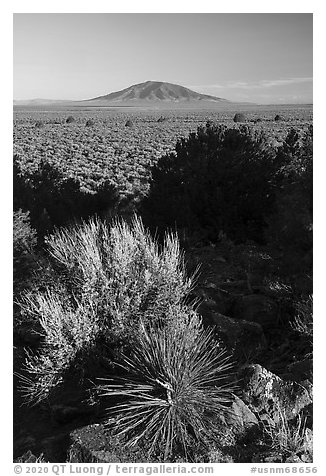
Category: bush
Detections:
[
  {"x1": 17, "y1": 216, "x2": 198, "y2": 404},
  {"x1": 85, "y1": 119, "x2": 95, "y2": 127},
  {"x1": 34, "y1": 121, "x2": 44, "y2": 128},
  {"x1": 266, "y1": 126, "x2": 312, "y2": 278},
  {"x1": 125, "y1": 120, "x2": 133, "y2": 127},
  {"x1": 275, "y1": 114, "x2": 283, "y2": 121},
  {"x1": 233, "y1": 113, "x2": 246, "y2": 123},
  {"x1": 142, "y1": 123, "x2": 278, "y2": 243},
  {"x1": 13, "y1": 209, "x2": 37, "y2": 286},
  {"x1": 98, "y1": 317, "x2": 236, "y2": 461},
  {"x1": 13, "y1": 156, "x2": 119, "y2": 237},
  {"x1": 66, "y1": 115, "x2": 75, "y2": 124}
]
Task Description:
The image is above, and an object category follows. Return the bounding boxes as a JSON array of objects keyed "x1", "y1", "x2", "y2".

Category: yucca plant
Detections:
[{"x1": 97, "y1": 313, "x2": 237, "y2": 461}]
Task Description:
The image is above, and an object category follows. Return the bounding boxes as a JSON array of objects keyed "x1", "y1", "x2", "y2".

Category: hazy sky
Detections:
[{"x1": 13, "y1": 13, "x2": 313, "y2": 104}]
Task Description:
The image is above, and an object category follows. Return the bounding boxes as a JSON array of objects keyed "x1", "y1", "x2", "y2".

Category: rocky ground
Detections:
[{"x1": 13, "y1": 241, "x2": 313, "y2": 463}]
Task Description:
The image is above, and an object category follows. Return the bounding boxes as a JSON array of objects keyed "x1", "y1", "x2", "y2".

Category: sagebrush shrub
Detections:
[
  {"x1": 18, "y1": 216, "x2": 198, "y2": 404},
  {"x1": 233, "y1": 113, "x2": 246, "y2": 123}
]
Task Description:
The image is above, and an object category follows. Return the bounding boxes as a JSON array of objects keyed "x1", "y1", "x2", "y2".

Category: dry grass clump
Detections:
[
  {"x1": 263, "y1": 410, "x2": 311, "y2": 460},
  {"x1": 291, "y1": 294, "x2": 313, "y2": 340}
]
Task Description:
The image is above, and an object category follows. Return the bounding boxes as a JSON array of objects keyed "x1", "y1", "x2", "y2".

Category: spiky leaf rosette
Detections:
[{"x1": 98, "y1": 318, "x2": 236, "y2": 461}]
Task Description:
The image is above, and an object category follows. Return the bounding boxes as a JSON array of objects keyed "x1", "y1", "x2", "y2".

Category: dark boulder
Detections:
[
  {"x1": 224, "y1": 396, "x2": 259, "y2": 437},
  {"x1": 232, "y1": 294, "x2": 279, "y2": 330},
  {"x1": 195, "y1": 285, "x2": 234, "y2": 317},
  {"x1": 287, "y1": 358, "x2": 313, "y2": 382},
  {"x1": 69, "y1": 423, "x2": 149, "y2": 463},
  {"x1": 210, "y1": 312, "x2": 267, "y2": 359}
]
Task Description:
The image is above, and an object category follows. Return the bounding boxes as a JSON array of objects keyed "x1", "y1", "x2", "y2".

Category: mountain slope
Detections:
[{"x1": 88, "y1": 81, "x2": 229, "y2": 103}]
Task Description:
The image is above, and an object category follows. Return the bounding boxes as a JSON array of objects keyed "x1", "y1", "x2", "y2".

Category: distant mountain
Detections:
[
  {"x1": 13, "y1": 98, "x2": 71, "y2": 106},
  {"x1": 14, "y1": 81, "x2": 252, "y2": 109},
  {"x1": 87, "y1": 81, "x2": 229, "y2": 103}
]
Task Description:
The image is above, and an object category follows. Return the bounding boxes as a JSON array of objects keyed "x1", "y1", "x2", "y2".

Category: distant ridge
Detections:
[
  {"x1": 13, "y1": 98, "x2": 73, "y2": 106},
  {"x1": 87, "y1": 81, "x2": 229, "y2": 103}
]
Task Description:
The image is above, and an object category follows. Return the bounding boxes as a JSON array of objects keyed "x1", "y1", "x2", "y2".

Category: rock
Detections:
[
  {"x1": 301, "y1": 453, "x2": 313, "y2": 463},
  {"x1": 69, "y1": 424, "x2": 149, "y2": 463},
  {"x1": 232, "y1": 294, "x2": 279, "y2": 329},
  {"x1": 210, "y1": 312, "x2": 267, "y2": 359},
  {"x1": 264, "y1": 453, "x2": 283, "y2": 463},
  {"x1": 252, "y1": 451, "x2": 284, "y2": 463},
  {"x1": 239, "y1": 364, "x2": 312, "y2": 424},
  {"x1": 51, "y1": 404, "x2": 93, "y2": 424},
  {"x1": 225, "y1": 396, "x2": 259, "y2": 437},
  {"x1": 14, "y1": 435, "x2": 36, "y2": 454},
  {"x1": 195, "y1": 286, "x2": 233, "y2": 316},
  {"x1": 69, "y1": 424, "x2": 112, "y2": 463},
  {"x1": 287, "y1": 358, "x2": 313, "y2": 382},
  {"x1": 285, "y1": 455, "x2": 301, "y2": 463}
]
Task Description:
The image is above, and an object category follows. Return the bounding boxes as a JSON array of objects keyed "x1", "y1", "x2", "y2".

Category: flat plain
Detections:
[{"x1": 14, "y1": 104, "x2": 312, "y2": 201}]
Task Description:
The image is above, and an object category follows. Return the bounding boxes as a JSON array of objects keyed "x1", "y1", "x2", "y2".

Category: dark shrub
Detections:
[
  {"x1": 34, "y1": 121, "x2": 44, "y2": 128},
  {"x1": 157, "y1": 116, "x2": 167, "y2": 123},
  {"x1": 13, "y1": 209, "x2": 37, "y2": 287},
  {"x1": 85, "y1": 119, "x2": 95, "y2": 127},
  {"x1": 142, "y1": 122, "x2": 278, "y2": 244},
  {"x1": 66, "y1": 115, "x2": 75, "y2": 124},
  {"x1": 125, "y1": 119, "x2": 133, "y2": 127},
  {"x1": 233, "y1": 113, "x2": 246, "y2": 123},
  {"x1": 266, "y1": 126, "x2": 313, "y2": 279},
  {"x1": 13, "y1": 156, "x2": 119, "y2": 238},
  {"x1": 274, "y1": 114, "x2": 283, "y2": 121}
]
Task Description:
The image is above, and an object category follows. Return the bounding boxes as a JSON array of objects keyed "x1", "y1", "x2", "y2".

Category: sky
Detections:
[{"x1": 13, "y1": 13, "x2": 313, "y2": 104}]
